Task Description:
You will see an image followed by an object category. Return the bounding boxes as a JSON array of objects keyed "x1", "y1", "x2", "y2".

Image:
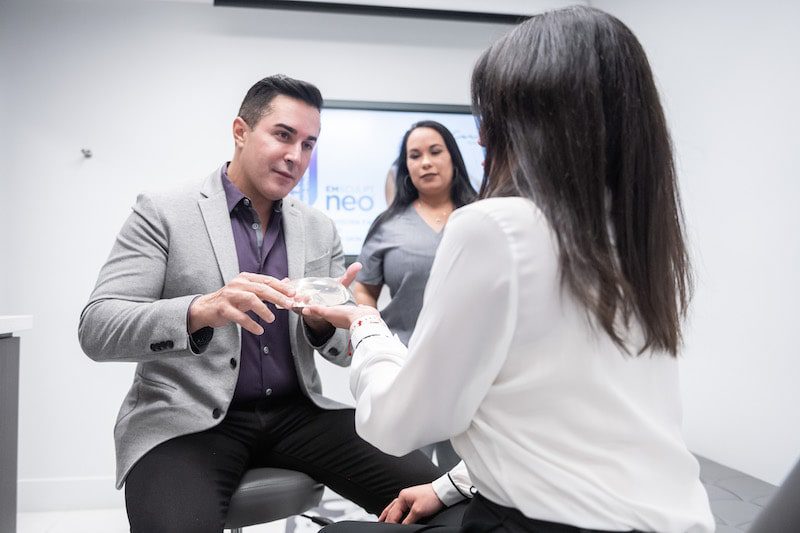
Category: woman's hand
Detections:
[
  {"x1": 295, "y1": 262, "x2": 363, "y2": 334},
  {"x1": 301, "y1": 303, "x2": 380, "y2": 330},
  {"x1": 379, "y1": 483, "x2": 444, "y2": 524}
]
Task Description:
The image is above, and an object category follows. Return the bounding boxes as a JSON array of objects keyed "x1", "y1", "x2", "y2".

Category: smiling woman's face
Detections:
[{"x1": 405, "y1": 127, "x2": 454, "y2": 199}]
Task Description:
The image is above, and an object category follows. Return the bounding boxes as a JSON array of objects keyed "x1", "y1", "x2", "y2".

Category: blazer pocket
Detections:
[
  {"x1": 304, "y1": 252, "x2": 331, "y2": 277},
  {"x1": 116, "y1": 384, "x2": 140, "y2": 425},
  {"x1": 137, "y1": 373, "x2": 178, "y2": 392}
]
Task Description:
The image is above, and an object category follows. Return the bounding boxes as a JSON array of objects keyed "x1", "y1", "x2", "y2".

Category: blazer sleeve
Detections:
[
  {"x1": 78, "y1": 193, "x2": 201, "y2": 362},
  {"x1": 300, "y1": 215, "x2": 351, "y2": 367}
]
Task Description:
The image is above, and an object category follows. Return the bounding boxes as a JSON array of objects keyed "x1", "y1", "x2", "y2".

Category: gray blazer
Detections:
[{"x1": 79, "y1": 166, "x2": 351, "y2": 488}]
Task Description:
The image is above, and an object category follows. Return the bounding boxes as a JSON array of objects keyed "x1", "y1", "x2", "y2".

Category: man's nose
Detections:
[{"x1": 285, "y1": 143, "x2": 302, "y2": 165}]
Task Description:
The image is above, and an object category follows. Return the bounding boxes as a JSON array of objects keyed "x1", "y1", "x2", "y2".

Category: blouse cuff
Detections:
[
  {"x1": 432, "y1": 461, "x2": 474, "y2": 506},
  {"x1": 349, "y1": 315, "x2": 392, "y2": 351},
  {"x1": 432, "y1": 471, "x2": 468, "y2": 507}
]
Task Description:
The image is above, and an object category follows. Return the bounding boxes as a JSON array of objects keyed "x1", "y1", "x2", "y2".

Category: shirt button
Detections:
[
  {"x1": 212, "y1": 408, "x2": 222, "y2": 419},
  {"x1": 265, "y1": 388, "x2": 272, "y2": 396},
  {"x1": 251, "y1": 222, "x2": 259, "y2": 230},
  {"x1": 262, "y1": 346, "x2": 270, "y2": 355},
  {"x1": 243, "y1": 198, "x2": 250, "y2": 206},
  {"x1": 229, "y1": 358, "x2": 237, "y2": 369}
]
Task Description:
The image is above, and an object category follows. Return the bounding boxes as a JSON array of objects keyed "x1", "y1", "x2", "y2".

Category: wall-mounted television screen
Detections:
[{"x1": 289, "y1": 100, "x2": 483, "y2": 257}]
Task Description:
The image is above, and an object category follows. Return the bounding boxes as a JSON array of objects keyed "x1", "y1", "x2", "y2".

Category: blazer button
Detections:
[
  {"x1": 329, "y1": 347, "x2": 339, "y2": 356},
  {"x1": 212, "y1": 408, "x2": 222, "y2": 419},
  {"x1": 230, "y1": 358, "x2": 237, "y2": 369}
]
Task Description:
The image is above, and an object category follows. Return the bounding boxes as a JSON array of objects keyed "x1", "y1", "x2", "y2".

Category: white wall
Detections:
[
  {"x1": 0, "y1": 0, "x2": 585, "y2": 512},
  {"x1": 4, "y1": 0, "x2": 797, "y2": 514},
  {"x1": 593, "y1": 0, "x2": 800, "y2": 485}
]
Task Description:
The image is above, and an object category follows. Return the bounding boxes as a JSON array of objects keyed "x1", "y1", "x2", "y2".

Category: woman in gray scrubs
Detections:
[{"x1": 353, "y1": 121, "x2": 478, "y2": 470}]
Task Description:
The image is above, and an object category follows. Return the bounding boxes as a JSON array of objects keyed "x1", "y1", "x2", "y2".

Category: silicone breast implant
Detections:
[{"x1": 289, "y1": 277, "x2": 353, "y2": 307}]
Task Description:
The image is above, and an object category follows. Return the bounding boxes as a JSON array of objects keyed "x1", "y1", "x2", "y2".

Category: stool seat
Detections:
[{"x1": 224, "y1": 467, "x2": 324, "y2": 531}]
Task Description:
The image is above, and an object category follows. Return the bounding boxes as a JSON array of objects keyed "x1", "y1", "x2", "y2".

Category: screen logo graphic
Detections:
[{"x1": 290, "y1": 151, "x2": 318, "y2": 205}]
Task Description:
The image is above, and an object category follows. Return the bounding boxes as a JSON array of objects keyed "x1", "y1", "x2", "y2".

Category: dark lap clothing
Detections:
[
  {"x1": 321, "y1": 494, "x2": 645, "y2": 533},
  {"x1": 124, "y1": 396, "x2": 443, "y2": 533},
  {"x1": 419, "y1": 440, "x2": 462, "y2": 471}
]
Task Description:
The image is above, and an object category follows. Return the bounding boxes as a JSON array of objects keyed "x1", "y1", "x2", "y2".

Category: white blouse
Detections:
[{"x1": 349, "y1": 197, "x2": 714, "y2": 532}]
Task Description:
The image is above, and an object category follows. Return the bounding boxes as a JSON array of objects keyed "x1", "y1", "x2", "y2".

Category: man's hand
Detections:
[
  {"x1": 188, "y1": 272, "x2": 296, "y2": 335},
  {"x1": 379, "y1": 483, "x2": 444, "y2": 525},
  {"x1": 338, "y1": 261, "x2": 362, "y2": 290}
]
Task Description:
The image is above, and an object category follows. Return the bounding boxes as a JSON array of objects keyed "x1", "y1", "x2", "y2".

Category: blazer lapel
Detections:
[
  {"x1": 282, "y1": 198, "x2": 306, "y2": 280},
  {"x1": 199, "y1": 167, "x2": 239, "y2": 285},
  {"x1": 282, "y1": 198, "x2": 305, "y2": 335}
]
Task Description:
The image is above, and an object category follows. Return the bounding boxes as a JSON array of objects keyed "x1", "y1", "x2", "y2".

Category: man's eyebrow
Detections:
[
  {"x1": 274, "y1": 123, "x2": 297, "y2": 135},
  {"x1": 275, "y1": 123, "x2": 317, "y2": 142}
]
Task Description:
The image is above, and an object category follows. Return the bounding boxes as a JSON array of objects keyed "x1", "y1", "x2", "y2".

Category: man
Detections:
[{"x1": 79, "y1": 75, "x2": 443, "y2": 532}]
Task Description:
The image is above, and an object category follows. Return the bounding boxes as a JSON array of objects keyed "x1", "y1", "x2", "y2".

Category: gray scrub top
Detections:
[{"x1": 356, "y1": 205, "x2": 443, "y2": 345}]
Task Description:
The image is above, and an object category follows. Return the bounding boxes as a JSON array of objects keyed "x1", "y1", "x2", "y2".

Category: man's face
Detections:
[{"x1": 234, "y1": 94, "x2": 321, "y2": 202}]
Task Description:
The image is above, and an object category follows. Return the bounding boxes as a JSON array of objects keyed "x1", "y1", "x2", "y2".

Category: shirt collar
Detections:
[
  {"x1": 221, "y1": 163, "x2": 246, "y2": 214},
  {"x1": 220, "y1": 163, "x2": 283, "y2": 214}
]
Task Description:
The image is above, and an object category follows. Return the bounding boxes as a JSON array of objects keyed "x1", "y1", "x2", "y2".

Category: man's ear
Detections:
[{"x1": 232, "y1": 116, "x2": 249, "y2": 148}]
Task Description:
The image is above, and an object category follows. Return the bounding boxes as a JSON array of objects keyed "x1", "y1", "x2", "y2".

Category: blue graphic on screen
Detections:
[
  {"x1": 291, "y1": 151, "x2": 318, "y2": 205},
  {"x1": 290, "y1": 106, "x2": 483, "y2": 256}
]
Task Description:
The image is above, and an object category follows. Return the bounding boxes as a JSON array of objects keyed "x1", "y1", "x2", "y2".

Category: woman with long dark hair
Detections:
[
  {"x1": 307, "y1": 6, "x2": 713, "y2": 532},
  {"x1": 353, "y1": 121, "x2": 477, "y2": 470}
]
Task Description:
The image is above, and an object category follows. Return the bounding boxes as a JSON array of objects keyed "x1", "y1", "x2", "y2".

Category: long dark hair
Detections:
[
  {"x1": 471, "y1": 6, "x2": 691, "y2": 356},
  {"x1": 365, "y1": 120, "x2": 477, "y2": 240}
]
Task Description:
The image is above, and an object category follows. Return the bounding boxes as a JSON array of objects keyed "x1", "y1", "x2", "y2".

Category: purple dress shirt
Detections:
[{"x1": 221, "y1": 165, "x2": 300, "y2": 405}]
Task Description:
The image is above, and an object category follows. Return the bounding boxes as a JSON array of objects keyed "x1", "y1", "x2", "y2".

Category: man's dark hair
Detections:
[
  {"x1": 238, "y1": 74, "x2": 323, "y2": 127},
  {"x1": 472, "y1": 6, "x2": 692, "y2": 356}
]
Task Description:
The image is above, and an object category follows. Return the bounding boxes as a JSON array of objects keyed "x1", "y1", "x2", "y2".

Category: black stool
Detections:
[{"x1": 224, "y1": 468, "x2": 324, "y2": 533}]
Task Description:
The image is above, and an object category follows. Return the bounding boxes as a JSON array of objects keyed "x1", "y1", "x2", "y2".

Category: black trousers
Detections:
[
  {"x1": 321, "y1": 494, "x2": 644, "y2": 533},
  {"x1": 124, "y1": 396, "x2": 443, "y2": 533},
  {"x1": 419, "y1": 440, "x2": 462, "y2": 471}
]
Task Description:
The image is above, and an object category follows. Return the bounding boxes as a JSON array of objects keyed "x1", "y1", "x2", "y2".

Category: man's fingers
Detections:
[
  {"x1": 239, "y1": 273, "x2": 295, "y2": 297},
  {"x1": 245, "y1": 281, "x2": 295, "y2": 309},
  {"x1": 222, "y1": 306, "x2": 264, "y2": 335},
  {"x1": 242, "y1": 294, "x2": 276, "y2": 325},
  {"x1": 338, "y1": 261, "x2": 362, "y2": 288}
]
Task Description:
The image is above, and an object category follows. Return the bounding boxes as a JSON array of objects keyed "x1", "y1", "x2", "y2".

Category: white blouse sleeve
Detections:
[
  {"x1": 431, "y1": 461, "x2": 475, "y2": 506},
  {"x1": 349, "y1": 206, "x2": 518, "y2": 456}
]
